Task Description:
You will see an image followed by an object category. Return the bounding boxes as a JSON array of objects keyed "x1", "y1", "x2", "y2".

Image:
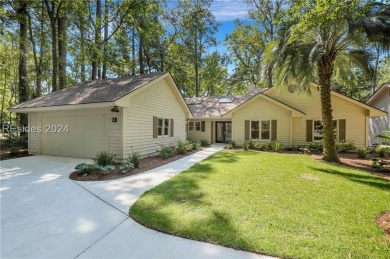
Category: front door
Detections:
[{"x1": 215, "y1": 122, "x2": 232, "y2": 143}]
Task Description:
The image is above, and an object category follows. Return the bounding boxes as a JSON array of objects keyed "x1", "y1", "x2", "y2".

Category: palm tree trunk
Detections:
[{"x1": 318, "y1": 57, "x2": 340, "y2": 162}]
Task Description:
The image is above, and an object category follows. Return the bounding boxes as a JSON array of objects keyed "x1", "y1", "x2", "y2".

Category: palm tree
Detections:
[{"x1": 265, "y1": 1, "x2": 390, "y2": 162}]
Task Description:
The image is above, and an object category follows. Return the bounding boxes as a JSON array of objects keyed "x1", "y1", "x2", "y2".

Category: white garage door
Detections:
[{"x1": 41, "y1": 115, "x2": 107, "y2": 158}]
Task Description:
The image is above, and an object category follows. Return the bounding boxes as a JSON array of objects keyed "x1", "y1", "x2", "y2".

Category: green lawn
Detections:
[{"x1": 130, "y1": 151, "x2": 390, "y2": 258}]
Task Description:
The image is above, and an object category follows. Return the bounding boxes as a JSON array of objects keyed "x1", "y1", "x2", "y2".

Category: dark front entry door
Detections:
[{"x1": 216, "y1": 122, "x2": 232, "y2": 143}]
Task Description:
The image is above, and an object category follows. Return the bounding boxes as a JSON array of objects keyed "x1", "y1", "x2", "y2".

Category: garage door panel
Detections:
[{"x1": 41, "y1": 115, "x2": 107, "y2": 158}]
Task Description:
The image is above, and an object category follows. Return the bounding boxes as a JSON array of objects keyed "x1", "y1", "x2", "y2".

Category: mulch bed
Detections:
[
  {"x1": 0, "y1": 149, "x2": 31, "y2": 160},
  {"x1": 377, "y1": 211, "x2": 390, "y2": 237},
  {"x1": 69, "y1": 148, "x2": 202, "y2": 181},
  {"x1": 310, "y1": 152, "x2": 390, "y2": 181}
]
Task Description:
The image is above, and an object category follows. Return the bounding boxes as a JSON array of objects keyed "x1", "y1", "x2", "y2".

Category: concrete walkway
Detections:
[{"x1": 1, "y1": 145, "x2": 274, "y2": 258}]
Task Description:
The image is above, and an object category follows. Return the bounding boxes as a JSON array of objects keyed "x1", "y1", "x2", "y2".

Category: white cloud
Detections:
[{"x1": 210, "y1": 0, "x2": 250, "y2": 21}]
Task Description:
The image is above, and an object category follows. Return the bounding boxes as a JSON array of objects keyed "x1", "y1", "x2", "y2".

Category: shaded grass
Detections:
[{"x1": 130, "y1": 151, "x2": 390, "y2": 258}]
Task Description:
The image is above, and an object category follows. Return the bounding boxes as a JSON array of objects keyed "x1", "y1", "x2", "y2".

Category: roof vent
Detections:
[{"x1": 219, "y1": 97, "x2": 234, "y2": 103}]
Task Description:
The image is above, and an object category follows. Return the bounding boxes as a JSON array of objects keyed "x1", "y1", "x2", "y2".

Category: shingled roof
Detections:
[
  {"x1": 12, "y1": 72, "x2": 167, "y2": 109},
  {"x1": 185, "y1": 89, "x2": 265, "y2": 118}
]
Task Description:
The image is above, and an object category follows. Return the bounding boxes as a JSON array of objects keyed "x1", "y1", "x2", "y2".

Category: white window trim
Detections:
[
  {"x1": 261, "y1": 120, "x2": 271, "y2": 141},
  {"x1": 251, "y1": 120, "x2": 271, "y2": 140},
  {"x1": 313, "y1": 120, "x2": 338, "y2": 142},
  {"x1": 188, "y1": 121, "x2": 194, "y2": 132},
  {"x1": 188, "y1": 121, "x2": 201, "y2": 132},
  {"x1": 158, "y1": 118, "x2": 170, "y2": 138}
]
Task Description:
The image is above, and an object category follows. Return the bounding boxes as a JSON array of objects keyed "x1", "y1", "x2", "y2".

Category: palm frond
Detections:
[{"x1": 349, "y1": 2, "x2": 390, "y2": 52}]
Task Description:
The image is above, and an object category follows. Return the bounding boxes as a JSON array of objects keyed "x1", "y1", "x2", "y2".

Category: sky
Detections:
[{"x1": 209, "y1": 0, "x2": 252, "y2": 72}]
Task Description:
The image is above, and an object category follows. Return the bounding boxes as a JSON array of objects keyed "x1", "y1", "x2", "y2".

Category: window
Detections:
[
  {"x1": 261, "y1": 121, "x2": 271, "y2": 140},
  {"x1": 158, "y1": 118, "x2": 170, "y2": 137},
  {"x1": 188, "y1": 121, "x2": 202, "y2": 132},
  {"x1": 251, "y1": 121, "x2": 259, "y2": 139},
  {"x1": 188, "y1": 121, "x2": 194, "y2": 131},
  {"x1": 164, "y1": 119, "x2": 169, "y2": 136},
  {"x1": 251, "y1": 120, "x2": 271, "y2": 140},
  {"x1": 313, "y1": 120, "x2": 337, "y2": 141},
  {"x1": 195, "y1": 121, "x2": 201, "y2": 131}
]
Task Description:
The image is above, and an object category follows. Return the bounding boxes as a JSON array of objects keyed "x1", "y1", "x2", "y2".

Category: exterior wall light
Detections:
[{"x1": 111, "y1": 106, "x2": 119, "y2": 113}]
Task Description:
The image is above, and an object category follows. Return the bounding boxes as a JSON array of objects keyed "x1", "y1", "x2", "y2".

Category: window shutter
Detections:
[
  {"x1": 153, "y1": 116, "x2": 158, "y2": 138},
  {"x1": 306, "y1": 120, "x2": 313, "y2": 142},
  {"x1": 271, "y1": 120, "x2": 277, "y2": 140},
  {"x1": 201, "y1": 121, "x2": 205, "y2": 132},
  {"x1": 245, "y1": 120, "x2": 250, "y2": 140},
  {"x1": 339, "y1": 119, "x2": 346, "y2": 141},
  {"x1": 170, "y1": 119, "x2": 174, "y2": 137}
]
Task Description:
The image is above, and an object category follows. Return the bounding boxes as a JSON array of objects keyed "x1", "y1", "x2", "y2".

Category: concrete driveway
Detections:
[{"x1": 1, "y1": 146, "x2": 272, "y2": 259}]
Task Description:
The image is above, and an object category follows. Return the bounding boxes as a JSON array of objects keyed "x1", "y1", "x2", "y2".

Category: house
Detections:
[
  {"x1": 10, "y1": 72, "x2": 191, "y2": 159},
  {"x1": 11, "y1": 72, "x2": 387, "y2": 159},
  {"x1": 186, "y1": 84, "x2": 386, "y2": 148},
  {"x1": 366, "y1": 82, "x2": 390, "y2": 145}
]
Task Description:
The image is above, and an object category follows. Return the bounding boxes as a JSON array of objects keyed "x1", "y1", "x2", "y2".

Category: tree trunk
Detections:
[
  {"x1": 58, "y1": 14, "x2": 67, "y2": 89},
  {"x1": 92, "y1": 0, "x2": 102, "y2": 80},
  {"x1": 139, "y1": 35, "x2": 144, "y2": 74},
  {"x1": 102, "y1": 0, "x2": 108, "y2": 79},
  {"x1": 131, "y1": 27, "x2": 136, "y2": 75},
  {"x1": 45, "y1": 1, "x2": 58, "y2": 92},
  {"x1": 27, "y1": 12, "x2": 41, "y2": 98},
  {"x1": 37, "y1": 1, "x2": 45, "y2": 96},
  {"x1": 1, "y1": 62, "x2": 7, "y2": 126},
  {"x1": 17, "y1": 0, "x2": 29, "y2": 130},
  {"x1": 80, "y1": 15, "x2": 86, "y2": 82},
  {"x1": 318, "y1": 56, "x2": 340, "y2": 162},
  {"x1": 194, "y1": 30, "x2": 200, "y2": 97}
]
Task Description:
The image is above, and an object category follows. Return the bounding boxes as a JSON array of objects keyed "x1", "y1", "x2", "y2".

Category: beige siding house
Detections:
[
  {"x1": 11, "y1": 72, "x2": 388, "y2": 159},
  {"x1": 186, "y1": 85, "x2": 386, "y2": 148},
  {"x1": 11, "y1": 72, "x2": 191, "y2": 159},
  {"x1": 367, "y1": 83, "x2": 390, "y2": 145}
]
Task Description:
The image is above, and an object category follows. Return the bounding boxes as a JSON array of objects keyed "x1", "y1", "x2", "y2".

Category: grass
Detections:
[{"x1": 130, "y1": 151, "x2": 390, "y2": 258}]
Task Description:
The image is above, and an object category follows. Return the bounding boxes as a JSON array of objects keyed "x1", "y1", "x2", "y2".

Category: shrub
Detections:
[
  {"x1": 10, "y1": 146, "x2": 20, "y2": 156},
  {"x1": 247, "y1": 139, "x2": 255, "y2": 149},
  {"x1": 375, "y1": 145, "x2": 390, "y2": 157},
  {"x1": 336, "y1": 140, "x2": 356, "y2": 152},
  {"x1": 299, "y1": 146, "x2": 310, "y2": 155},
  {"x1": 243, "y1": 140, "x2": 249, "y2": 151},
  {"x1": 127, "y1": 151, "x2": 141, "y2": 168},
  {"x1": 309, "y1": 142, "x2": 323, "y2": 153},
  {"x1": 119, "y1": 162, "x2": 135, "y2": 174},
  {"x1": 75, "y1": 163, "x2": 96, "y2": 174},
  {"x1": 255, "y1": 143, "x2": 270, "y2": 151},
  {"x1": 94, "y1": 151, "x2": 115, "y2": 166},
  {"x1": 97, "y1": 165, "x2": 115, "y2": 174},
  {"x1": 200, "y1": 139, "x2": 209, "y2": 147},
  {"x1": 358, "y1": 148, "x2": 370, "y2": 158},
  {"x1": 1, "y1": 133, "x2": 28, "y2": 149},
  {"x1": 371, "y1": 158, "x2": 390, "y2": 171},
  {"x1": 190, "y1": 140, "x2": 201, "y2": 150},
  {"x1": 269, "y1": 140, "x2": 283, "y2": 152},
  {"x1": 157, "y1": 144, "x2": 176, "y2": 159},
  {"x1": 176, "y1": 140, "x2": 193, "y2": 154},
  {"x1": 229, "y1": 140, "x2": 237, "y2": 149}
]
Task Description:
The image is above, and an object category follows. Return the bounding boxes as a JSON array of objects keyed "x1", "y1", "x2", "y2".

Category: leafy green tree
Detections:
[
  {"x1": 266, "y1": 0, "x2": 389, "y2": 162},
  {"x1": 226, "y1": 21, "x2": 265, "y2": 93},
  {"x1": 174, "y1": 0, "x2": 219, "y2": 96},
  {"x1": 201, "y1": 52, "x2": 228, "y2": 96}
]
